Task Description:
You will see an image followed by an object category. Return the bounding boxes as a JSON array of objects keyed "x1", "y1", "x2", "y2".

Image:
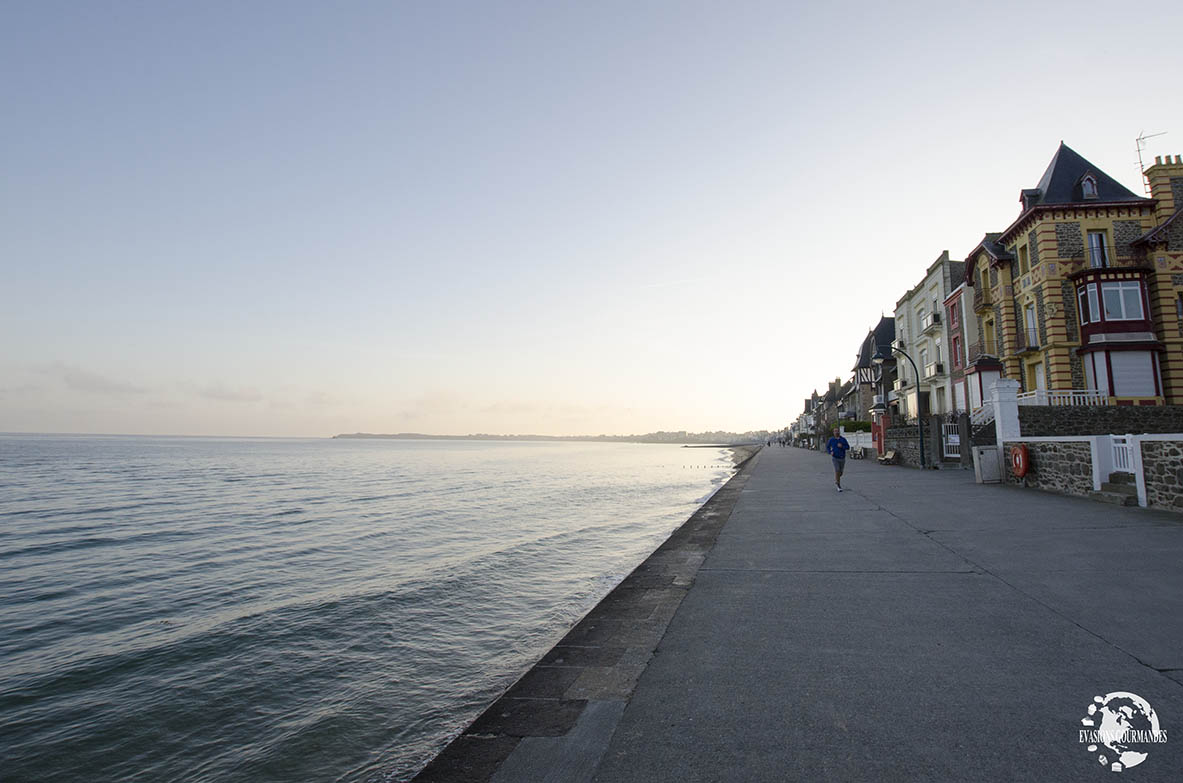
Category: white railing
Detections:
[
  {"x1": 1112, "y1": 435, "x2": 1132, "y2": 473},
  {"x1": 971, "y1": 405, "x2": 994, "y2": 426},
  {"x1": 942, "y1": 423, "x2": 961, "y2": 459},
  {"x1": 1016, "y1": 389, "x2": 1108, "y2": 406}
]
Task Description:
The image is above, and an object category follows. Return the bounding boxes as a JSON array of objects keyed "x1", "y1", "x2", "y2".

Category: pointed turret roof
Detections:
[{"x1": 1026, "y1": 142, "x2": 1144, "y2": 207}]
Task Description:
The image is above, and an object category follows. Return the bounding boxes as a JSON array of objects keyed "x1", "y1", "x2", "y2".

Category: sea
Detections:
[{"x1": 0, "y1": 435, "x2": 734, "y2": 783}]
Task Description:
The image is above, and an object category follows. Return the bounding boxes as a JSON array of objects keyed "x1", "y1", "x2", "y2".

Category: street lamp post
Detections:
[{"x1": 872, "y1": 345, "x2": 925, "y2": 468}]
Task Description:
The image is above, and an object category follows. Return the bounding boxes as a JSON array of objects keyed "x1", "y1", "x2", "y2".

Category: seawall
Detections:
[{"x1": 410, "y1": 445, "x2": 761, "y2": 781}]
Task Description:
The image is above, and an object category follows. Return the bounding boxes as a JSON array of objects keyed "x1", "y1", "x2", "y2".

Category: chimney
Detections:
[{"x1": 1143, "y1": 153, "x2": 1183, "y2": 224}]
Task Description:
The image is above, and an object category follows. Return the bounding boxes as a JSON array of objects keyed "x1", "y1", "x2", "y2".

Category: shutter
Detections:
[{"x1": 1110, "y1": 351, "x2": 1155, "y2": 396}]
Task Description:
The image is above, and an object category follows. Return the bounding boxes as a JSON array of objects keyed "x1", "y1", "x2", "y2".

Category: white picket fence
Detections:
[{"x1": 1112, "y1": 435, "x2": 1132, "y2": 473}]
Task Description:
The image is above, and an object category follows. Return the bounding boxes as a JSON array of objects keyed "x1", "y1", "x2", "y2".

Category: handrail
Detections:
[{"x1": 970, "y1": 405, "x2": 994, "y2": 426}]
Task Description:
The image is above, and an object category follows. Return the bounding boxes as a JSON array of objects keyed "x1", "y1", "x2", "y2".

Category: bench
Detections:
[{"x1": 877, "y1": 449, "x2": 900, "y2": 465}]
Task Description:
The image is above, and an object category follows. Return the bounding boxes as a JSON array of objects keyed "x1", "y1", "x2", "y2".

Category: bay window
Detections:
[{"x1": 1101, "y1": 281, "x2": 1144, "y2": 321}]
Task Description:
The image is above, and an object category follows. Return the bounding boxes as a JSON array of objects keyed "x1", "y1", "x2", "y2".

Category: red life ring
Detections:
[{"x1": 1010, "y1": 444, "x2": 1030, "y2": 477}]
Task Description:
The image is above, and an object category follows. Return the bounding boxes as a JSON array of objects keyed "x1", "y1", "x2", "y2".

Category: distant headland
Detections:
[{"x1": 332, "y1": 431, "x2": 770, "y2": 445}]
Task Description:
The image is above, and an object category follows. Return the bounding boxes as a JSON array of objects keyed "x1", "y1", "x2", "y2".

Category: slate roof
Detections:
[
  {"x1": 949, "y1": 260, "x2": 966, "y2": 288},
  {"x1": 1026, "y1": 142, "x2": 1147, "y2": 207},
  {"x1": 853, "y1": 316, "x2": 896, "y2": 370},
  {"x1": 1135, "y1": 208, "x2": 1182, "y2": 246},
  {"x1": 980, "y1": 233, "x2": 1014, "y2": 261}
]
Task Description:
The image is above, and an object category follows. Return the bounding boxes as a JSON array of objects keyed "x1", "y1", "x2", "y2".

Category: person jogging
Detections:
[{"x1": 826, "y1": 426, "x2": 850, "y2": 492}]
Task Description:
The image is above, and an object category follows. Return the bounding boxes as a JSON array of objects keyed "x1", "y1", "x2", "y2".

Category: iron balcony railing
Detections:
[
  {"x1": 966, "y1": 339, "x2": 999, "y2": 362},
  {"x1": 1014, "y1": 327, "x2": 1040, "y2": 353},
  {"x1": 971, "y1": 285, "x2": 992, "y2": 311}
]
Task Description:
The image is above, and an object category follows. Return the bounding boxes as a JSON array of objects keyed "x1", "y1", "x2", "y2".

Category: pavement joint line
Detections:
[{"x1": 845, "y1": 484, "x2": 1183, "y2": 683}]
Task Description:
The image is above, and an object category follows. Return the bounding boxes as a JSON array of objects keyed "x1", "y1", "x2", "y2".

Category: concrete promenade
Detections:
[{"x1": 422, "y1": 446, "x2": 1183, "y2": 782}]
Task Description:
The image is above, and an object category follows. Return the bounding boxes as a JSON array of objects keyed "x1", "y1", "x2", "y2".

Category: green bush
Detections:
[{"x1": 840, "y1": 420, "x2": 873, "y2": 432}]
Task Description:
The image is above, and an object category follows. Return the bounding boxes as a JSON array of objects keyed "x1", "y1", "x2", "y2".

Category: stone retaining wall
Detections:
[
  {"x1": 884, "y1": 425, "x2": 923, "y2": 467},
  {"x1": 1142, "y1": 441, "x2": 1183, "y2": 511},
  {"x1": 1018, "y1": 405, "x2": 1183, "y2": 436},
  {"x1": 1001, "y1": 440, "x2": 1094, "y2": 497}
]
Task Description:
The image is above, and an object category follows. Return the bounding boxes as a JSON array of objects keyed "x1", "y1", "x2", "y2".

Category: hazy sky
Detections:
[{"x1": 4, "y1": 1, "x2": 1183, "y2": 437}]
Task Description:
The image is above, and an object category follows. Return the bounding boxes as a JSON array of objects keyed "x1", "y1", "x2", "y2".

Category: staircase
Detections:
[
  {"x1": 1089, "y1": 472, "x2": 1137, "y2": 506},
  {"x1": 969, "y1": 405, "x2": 996, "y2": 446}
]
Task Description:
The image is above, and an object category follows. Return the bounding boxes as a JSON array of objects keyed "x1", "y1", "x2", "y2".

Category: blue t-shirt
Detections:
[{"x1": 827, "y1": 436, "x2": 850, "y2": 460}]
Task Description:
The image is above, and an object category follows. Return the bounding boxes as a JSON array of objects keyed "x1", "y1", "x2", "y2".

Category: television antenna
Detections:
[{"x1": 1136, "y1": 130, "x2": 1167, "y2": 194}]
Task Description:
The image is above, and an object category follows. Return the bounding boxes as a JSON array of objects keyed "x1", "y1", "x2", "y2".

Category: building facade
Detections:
[
  {"x1": 892, "y1": 251, "x2": 965, "y2": 418},
  {"x1": 965, "y1": 143, "x2": 1183, "y2": 405}
]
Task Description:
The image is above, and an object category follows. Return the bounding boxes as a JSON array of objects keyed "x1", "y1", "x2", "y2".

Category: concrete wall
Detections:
[
  {"x1": 1141, "y1": 441, "x2": 1183, "y2": 511},
  {"x1": 1001, "y1": 440, "x2": 1094, "y2": 497},
  {"x1": 1018, "y1": 405, "x2": 1183, "y2": 436}
]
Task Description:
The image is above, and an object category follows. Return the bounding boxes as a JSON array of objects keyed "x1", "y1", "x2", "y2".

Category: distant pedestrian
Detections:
[{"x1": 826, "y1": 427, "x2": 850, "y2": 492}]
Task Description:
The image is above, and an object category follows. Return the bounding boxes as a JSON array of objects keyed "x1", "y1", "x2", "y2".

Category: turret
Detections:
[{"x1": 1144, "y1": 154, "x2": 1183, "y2": 224}]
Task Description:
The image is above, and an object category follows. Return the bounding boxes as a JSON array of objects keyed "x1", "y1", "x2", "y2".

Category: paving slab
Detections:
[
  {"x1": 415, "y1": 446, "x2": 1183, "y2": 782},
  {"x1": 592, "y1": 446, "x2": 1183, "y2": 782}
]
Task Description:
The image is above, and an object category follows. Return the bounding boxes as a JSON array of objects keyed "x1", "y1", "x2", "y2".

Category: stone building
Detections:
[
  {"x1": 1133, "y1": 153, "x2": 1183, "y2": 401},
  {"x1": 965, "y1": 143, "x2": 1183, "y2": 405},
  {"x1": 892, "y1": 251, "x2": 965, "y2": 418}
]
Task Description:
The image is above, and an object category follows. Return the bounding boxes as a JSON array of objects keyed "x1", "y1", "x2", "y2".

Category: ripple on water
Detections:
[{"x1": 0, "y1": 436, "x2": 733, "y2": 783}]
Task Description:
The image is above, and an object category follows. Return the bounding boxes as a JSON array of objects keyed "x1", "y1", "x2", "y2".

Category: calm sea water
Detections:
[{"x1": 0, "y1": 435, "x2": 732, "y2": 783}]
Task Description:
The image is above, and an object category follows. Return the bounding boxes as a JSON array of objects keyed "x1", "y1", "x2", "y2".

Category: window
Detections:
[
  {"x1": 919, "y1": 348, "x2": 928, "y2": 368},
  {"x1": 1079, "y1": 283, "x2": 1100, "y2": 324},
  {"x1": 948, "y1": 302, "x2": 959, "y2": 328},
  {"x1": 1101, "y1": 281, "x2": 1144, "y2": 321},
  {"x1": 1088, "y1": 231, "x2": 1109, "y2": 268},
  {"x1": 1018, "y1": 245, "x2": 1029, "y2": 276},
  {"x1": 1024, "y1": 303, "x2": 1038, "y2": 344},
  {"x1": 952, "y1": 335, "x2": 962, "y2": 369},
  {"x1": 1082, "y1": 175, "x2": 1098, "y2": 199}
]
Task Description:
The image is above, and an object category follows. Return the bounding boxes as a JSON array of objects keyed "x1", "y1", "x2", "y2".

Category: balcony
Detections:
[
  {"x1": 920, "y1": 311, "x2": 941, "y2": 334},
  {"x1": 967, "y1": 339, "x2": 999, "y2": 362},
  {"x1": 923, "y1": 361, "x2": 945, "y2": 379},
  {"x1": 1014, "y1": 328, "x2": 1040, "y2": 354},
  {"x1": 892, "y1": 337, "x2": 906, "y2": 351},
  {"x1": 971, "y1": 285, "x2": 992, "y2": 312},
  {"x1": 1062, "y1": 241, "x2": 1141, "y2": 269},
  {"x1": 893, "y1": 377, "x2": 908, "y2": 392}
]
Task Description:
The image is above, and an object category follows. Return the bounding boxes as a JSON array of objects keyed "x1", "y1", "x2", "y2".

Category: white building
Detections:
[{"x1": 891, "y1": 251, "x2": 965, "y2": 419}]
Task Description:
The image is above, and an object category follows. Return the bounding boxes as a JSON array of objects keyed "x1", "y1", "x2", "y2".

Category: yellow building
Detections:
[{"x1": 965, "y1": 143, "x2": 1183, "y2": 406}]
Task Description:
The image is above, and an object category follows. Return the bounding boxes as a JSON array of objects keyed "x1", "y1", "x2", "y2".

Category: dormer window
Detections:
[{"x1": 1081, "y1": 174, "x2": 1098, "y2": 199}]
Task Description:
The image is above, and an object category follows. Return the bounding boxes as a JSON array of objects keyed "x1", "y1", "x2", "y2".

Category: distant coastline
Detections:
[{"x1": 332, "y1": 431, "x2": 769, "y2": 445}]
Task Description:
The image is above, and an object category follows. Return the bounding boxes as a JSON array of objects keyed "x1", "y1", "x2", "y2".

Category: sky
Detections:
[{"x1": 3, "y1": 0, "x2": 1183, "y2": 437}]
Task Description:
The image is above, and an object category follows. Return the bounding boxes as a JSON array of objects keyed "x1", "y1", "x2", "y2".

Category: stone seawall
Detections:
[
  {"x1": 1018, "y1": 405, "x2": 1183, "y2": 436},
  {"x1": 1002, "y1": 440, "x2": 1094, "y2": 497},
  {"x1": 884, "y1": 425, "x2": 922, "y2": 467},
  {"x1": 1142, "y1": 441, "x2": 1183, "y2": 511}
]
